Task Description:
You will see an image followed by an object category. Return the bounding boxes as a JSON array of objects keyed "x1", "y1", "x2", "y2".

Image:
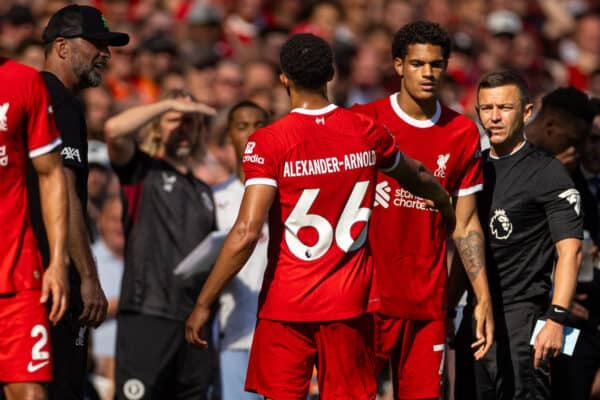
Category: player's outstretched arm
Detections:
[
  {"x1": 534, "y1": 237, "x2": 581, "y2": 368},
  {"x1": 32, "y1": 150, "x2": 69, "y2": 324},
  {"x1": 452, "y1": 194, "x2": 494, "y2": 360},
  {"x1": 63, "y1": 167, "x2": 108, "y2": 327},
  {"x1": 186, "y1": 184, "x2": 275, "y2": 348},
  {"x1": 104, "y1": 99, "x2": 216, "y2": 166},
  {"x1": 387, "y1": 153, "x2": 455, "y2": 233}
]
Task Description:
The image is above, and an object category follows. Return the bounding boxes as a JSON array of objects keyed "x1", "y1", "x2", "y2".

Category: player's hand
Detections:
[
  {"x1": 471, "y1": 297, "x2": 494, "y2": 360},
  {"x1": 533, "y1": 319, "x2": 563, "y2": 369},
  {"x1": 570, "y1": 293, "x2": 590, "y2": 321},
  {"x1": 168, "y1": 98, "x2": 217, "y2": 117},
  {"x1": 426, "y1": 195, "x2": 456, "y2": 234},
  {"x1": 41, "y1": 262, "x2": 69, "y2": 325},
  {"x1": 79, "y1": 276, "x2": 108, "y2": 327},
  {"x1": 185, "y1": 304, "x2": 211, "y2": 349}
]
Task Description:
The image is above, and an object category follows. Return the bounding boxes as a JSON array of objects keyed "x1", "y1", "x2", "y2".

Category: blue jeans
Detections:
[{"x1": 220, "y1": 350, "x2": 262, "y2": 400}]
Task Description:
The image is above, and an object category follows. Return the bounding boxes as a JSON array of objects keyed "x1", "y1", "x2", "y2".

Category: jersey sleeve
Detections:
[
  {"x1": 349, "y1": 102, "x2": 377, "y2": 119},
  {"x1": 370, "y1": 123, "x2": 401, "y2": 172},
  {"x1": 535, "y1": 159, "x2": 583, "y2": 243},
  {"x1": 242, "y1": 128, "x2": 280, "y2": 187},
  {"x1": 27, "y1": 72, "x2": 61, "y2": 158},
  {"x1": 112, "y1": 147, "x2": 154, "y2": 185},
  {"x1": 454, "y1": 123, "x2": 483, "y2": 197},
  {"x1": 51, "y1": 97, "x2": 85, "y2": 170}
]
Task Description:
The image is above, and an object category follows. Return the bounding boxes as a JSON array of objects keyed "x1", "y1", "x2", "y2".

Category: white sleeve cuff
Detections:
[
  {"x1": 245, "y1": 178, "x2": 278, "y2": 188},
  {"x1": 380, "y1": 151, "x2": 402, "y2": 173},
  {"x1": 29, "y1": 137, "x2": 62, "y2": 159},
  {"x1": 454, "y1": 184, "x2": 483, "y2": 197}
]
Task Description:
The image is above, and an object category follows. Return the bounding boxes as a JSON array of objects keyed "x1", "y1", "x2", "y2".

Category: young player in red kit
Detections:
[
  {"x1": 351, "y1": 21, "x2": 494, "y2": 399},
  {"x1": 0, "y1": 59, "x2": 68, "y2": 399},
  {"x1": 185, "y1": 33, "x2": 455, "y2": 399}
]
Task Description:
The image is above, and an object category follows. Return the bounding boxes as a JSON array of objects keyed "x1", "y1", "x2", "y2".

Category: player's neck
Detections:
[
  {"x1": 163, "y1": 154, "x2": 192, "y2": 175},
  {"x1": 490, "y1": 136, "x2": 526, "y2": 158},
  {"x1": 397, "y1": 90, "x2": 438, "y2": 120},
  {"x1": 289, "y1": 88, "x2": 330, "y2": 111},
  {"x1": 43, "y1": 60, "x2": 78, "y2": 91}
]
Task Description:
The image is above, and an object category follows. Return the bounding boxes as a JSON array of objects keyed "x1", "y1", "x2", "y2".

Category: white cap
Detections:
[{"x1": 487, "y1": 10, "x2": 522, "y2": 36}]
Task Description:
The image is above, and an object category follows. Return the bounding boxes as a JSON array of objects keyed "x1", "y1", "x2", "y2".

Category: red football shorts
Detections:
[
  {"x1": 0, "y1": 290, "x2": 52, "y2": 382},
  {"x1": 245, "y1": 315, "x2": 376, "y2": 400},
  {"x1": 374, "y1": 313, "x2": 446, "y2": 399}
]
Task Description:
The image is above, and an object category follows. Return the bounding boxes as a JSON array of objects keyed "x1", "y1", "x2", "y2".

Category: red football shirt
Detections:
[
  {"x1": 0, "y1": 59, "x2": 61, "y2": 294},
  {"x1": 352, "y1": 94, "x2": 483, "y2": 320},
  {"x1": 243, "y1": 104, "x2": 400, "y2": 322}
]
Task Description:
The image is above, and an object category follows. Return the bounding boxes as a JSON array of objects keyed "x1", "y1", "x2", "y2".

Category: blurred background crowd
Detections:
[{"x1": 1, "y1": 0, "x2": 600, "y2": 399}]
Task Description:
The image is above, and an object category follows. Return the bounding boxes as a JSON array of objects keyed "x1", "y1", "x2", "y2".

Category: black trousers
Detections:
[
  {"x1": 551, "y1": 325, "x2": 600, "y2": 400},
  {"x1": 455, "y1": 301, "x2": 550, "y2": 400},
  {"x1": 48, "y1": 285, "x2": 89, "y2": 400},
  {"x1": 115, "y1": 312, "x2": 215, "y2": 400}
]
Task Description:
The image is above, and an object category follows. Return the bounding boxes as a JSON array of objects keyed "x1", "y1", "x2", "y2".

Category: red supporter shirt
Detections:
[
  {"x1": 352, "y1": 94, "x2": 483, "y2": 320},
  {"x1": 243, "y1": 104, "x2": 400, "y2": 322},
  {"x1": 0, "y1": 59, "x2": 61, "y2": 294}
]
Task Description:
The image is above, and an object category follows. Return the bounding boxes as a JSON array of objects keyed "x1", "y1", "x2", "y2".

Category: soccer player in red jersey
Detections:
[
  {"x1": 351, "y1": 21, "x2": 494, "y2": 399},
  {"x1": 0, "y1": 58, "x2": 68, "y2": 400},
  {"x1": 186, "y1": 33, "x2": 454, "y2": 399}
]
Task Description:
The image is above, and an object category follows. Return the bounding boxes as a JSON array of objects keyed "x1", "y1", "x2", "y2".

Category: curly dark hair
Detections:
[
  {"x1": 541, "y1": 87, "x2": 595, "y2": 125},
  {"x1": 391, "y1": 21, "x2": 452, "y2": 60},
  {"x1": 280, "y1": 33, "x2": 334, "y2": 90}
]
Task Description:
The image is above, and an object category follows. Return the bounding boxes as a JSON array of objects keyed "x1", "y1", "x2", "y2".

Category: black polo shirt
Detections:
[
  {"x1": 114, "y1": 148, "x2": 216, "y2": 322},
  {"x1": 28, "y1": 71, "x2": 88, "y2": 273},
  {"x1": 474, "y1": 141, "x2": 583, "y2": 306}
]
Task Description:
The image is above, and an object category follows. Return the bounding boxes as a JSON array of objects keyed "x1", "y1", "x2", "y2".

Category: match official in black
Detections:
[{"x1": 455, "y1": 71, "x2": 583, "y2": 400}]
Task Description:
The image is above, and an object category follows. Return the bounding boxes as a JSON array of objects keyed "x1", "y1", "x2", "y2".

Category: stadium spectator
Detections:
[
  {"x1": 526, "y1": 88, "x2": 598, "y2": 400},
  {"x1": 30, "y1": 5, "x2": 128, "y2": 399},
  {"x1": 456, "y1": 70, "x2": 583, "y2": 400},
  {"x1": 351, "y1": 21, "x2": 493, "y2": 400},
  {"x1": 0, "y1": 57, "x2": 68, "y2": 400},
  {"x1": 212, "y1": 100, "x2": 269, "y2": 400},
  {"x1": 104, "y1": 89, "x2": 217, "y2": 400},
  {"x1": 91, "y1": 195, "x2": 125, "y2": 390},
  {"x1": 185, "y1": 32, "x2": 455, "y2": 399}
]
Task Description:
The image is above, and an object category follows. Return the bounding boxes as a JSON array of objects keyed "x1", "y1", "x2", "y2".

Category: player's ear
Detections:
[
  {"x1": 279, "y1": 73, "x2": 288, "y2": 88},
  {"x1": 54, "y1": 37, "x2": 68, "y2": 59},
  {"x1": 523, "y1": 102, "x2": 534, "y2": 125},
  {"x1": 393, "y1": 57, "x2": 404, "y2": 78}
]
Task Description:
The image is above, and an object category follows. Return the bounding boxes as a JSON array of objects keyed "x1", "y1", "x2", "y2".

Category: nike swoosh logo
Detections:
[
  {"x1": 554, "y1": 308, "x2": 566, "y2": 313},
  {"x1": 27, "y1": 360, "x2": 49, "y2": 373}
]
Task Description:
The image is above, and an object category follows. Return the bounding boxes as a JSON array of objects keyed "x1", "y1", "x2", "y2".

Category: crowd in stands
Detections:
[{"x1": 1, "y1": 0, "x2": 599, "y2": 399}]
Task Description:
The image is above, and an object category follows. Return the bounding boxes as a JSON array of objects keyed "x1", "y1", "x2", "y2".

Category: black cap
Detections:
[{"x1": 42, "y1": 5, "x2": 129, "y2": 47}]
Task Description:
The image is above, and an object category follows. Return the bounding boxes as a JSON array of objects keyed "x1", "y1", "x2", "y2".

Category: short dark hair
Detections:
[
  {"x1": 477, "y1": 70, "x2": 531, "y2": 106},
  {"x1": 280, "y1": 33, "x2": 334, "y2": 90},
  {"x1": 227, "y1": 100, "x2": 269, "y2": 125},
  {"x1": 540, "y1": 86, "x2": 595, "y2": 125},
  {"x1": 391, "y1": 21, "x2": 451, "y2": 60}
]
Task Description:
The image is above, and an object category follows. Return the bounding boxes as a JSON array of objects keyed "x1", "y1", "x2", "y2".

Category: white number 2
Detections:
[
  {"x1": 31, "y1": 324, "x2": 49, "y2": 360},
  {"x1": 284, "y1": 181, "x2": 371, "y2": 261}
]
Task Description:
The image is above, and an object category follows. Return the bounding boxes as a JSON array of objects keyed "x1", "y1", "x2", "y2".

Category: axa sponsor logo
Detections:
[
  {"x1": 61, "y1": 147, "x2": 81, "y2": 162},
  {"x1": 0, "y1": 102, "x2": 9, "y2": 131},
  {"x1": 490, "y1": 209, "x2": 512, "y2": 240},
  {"x1": 0, "y1": 145, "x2": 7, "y2": 166},
  {"x1": 243, "y1": 154, "x2": 264, "y2": 164},
  {"x1": 434, "y1": 153, "x2": 450, "y2": 178},
  {"x1": 558, "y1": 188, "x2": 581, "y2": 216}
]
